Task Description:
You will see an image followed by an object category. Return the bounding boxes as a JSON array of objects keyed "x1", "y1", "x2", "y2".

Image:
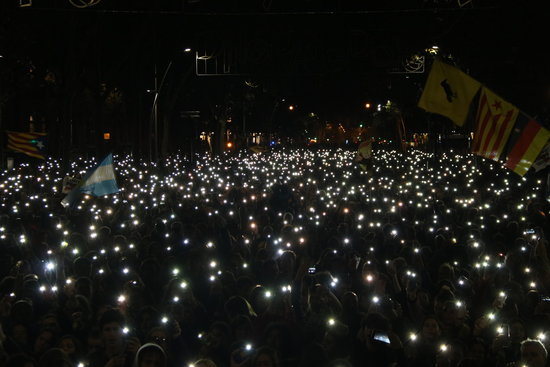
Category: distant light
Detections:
[{"x1": 184, "y1": 48, "x2": 192, "y2": 52}]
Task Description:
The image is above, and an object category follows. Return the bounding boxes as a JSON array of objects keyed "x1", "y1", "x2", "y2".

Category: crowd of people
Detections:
[{"x1": 0, "y1": 146, "x2": 550, "y2": 367}]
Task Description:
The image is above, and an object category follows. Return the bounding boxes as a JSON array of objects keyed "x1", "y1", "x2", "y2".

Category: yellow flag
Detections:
[{"x1": 418, "y1": 60, "x2": 481, "y2": 127}]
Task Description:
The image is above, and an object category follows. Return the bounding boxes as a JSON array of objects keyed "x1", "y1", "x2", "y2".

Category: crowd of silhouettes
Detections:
[{"x1": 1, "y1": 146, "x2": 550, "y2": 367}]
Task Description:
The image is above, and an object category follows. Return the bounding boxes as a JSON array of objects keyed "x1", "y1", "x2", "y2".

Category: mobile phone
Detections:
[
  {"x1": 457, "y1": 276, "x2": 469, "y2": 287},
  {"x1": 497, "y1": 324, "x2": 510, "y2": 338},
  {"x1": 525, "y1": 228, "x2": 539, "y2": 240},
  {"x1": 373, "y1": 330, "x2": 390, "y2": 344},
  {"x1": 308, "y1": 266, "x2": 317, "y2": 274},
  {"x1": 122, "y1": 325, "x2": 132, "y2": 336}
]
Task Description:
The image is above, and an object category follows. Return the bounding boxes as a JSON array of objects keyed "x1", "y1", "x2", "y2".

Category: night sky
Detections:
[{"x1": 1, "y1": 0, "x2": 549, "y2": 142}]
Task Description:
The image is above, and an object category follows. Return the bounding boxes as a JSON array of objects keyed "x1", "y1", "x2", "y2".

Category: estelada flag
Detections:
[
  {"x1": 6, "y1": 131, "x2": 47, "y2": 159},
  {"x1": 500, "y1": 114, "x2": 550, "y2": 176},
  {"x1": 471, "y1": 87, "x2": 519, "y2": 162},
  {"x1": 418, "y1": 59, "x2": 481, "y2": 127}
]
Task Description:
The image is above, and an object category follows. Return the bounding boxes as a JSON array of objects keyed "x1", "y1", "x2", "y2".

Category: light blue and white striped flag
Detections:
[{"x1": 61, "y1": 154, "x2": 119, "y2": 208}]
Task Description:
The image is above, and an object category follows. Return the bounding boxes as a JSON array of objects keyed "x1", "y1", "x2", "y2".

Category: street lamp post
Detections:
[
  {"x1": 149, "y1": 47, "x2": 192, "y2": 161},
  {"x1": 149, "y1": 61, "x2": 172, "y2": 162},
  {"x1": 153, "y1": 64, "x2": 158, "y2": 162},
  {"x1": 242, "y1": 99, "x2": 246, "y2": 147},
  {"x1": 0, "y1": 54, "x2": 4, "y2": 169}
]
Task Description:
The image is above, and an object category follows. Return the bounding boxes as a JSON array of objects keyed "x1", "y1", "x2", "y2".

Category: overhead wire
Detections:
[{"x1": 68, "y1": 0, "x2": 101, "y2": 9}]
